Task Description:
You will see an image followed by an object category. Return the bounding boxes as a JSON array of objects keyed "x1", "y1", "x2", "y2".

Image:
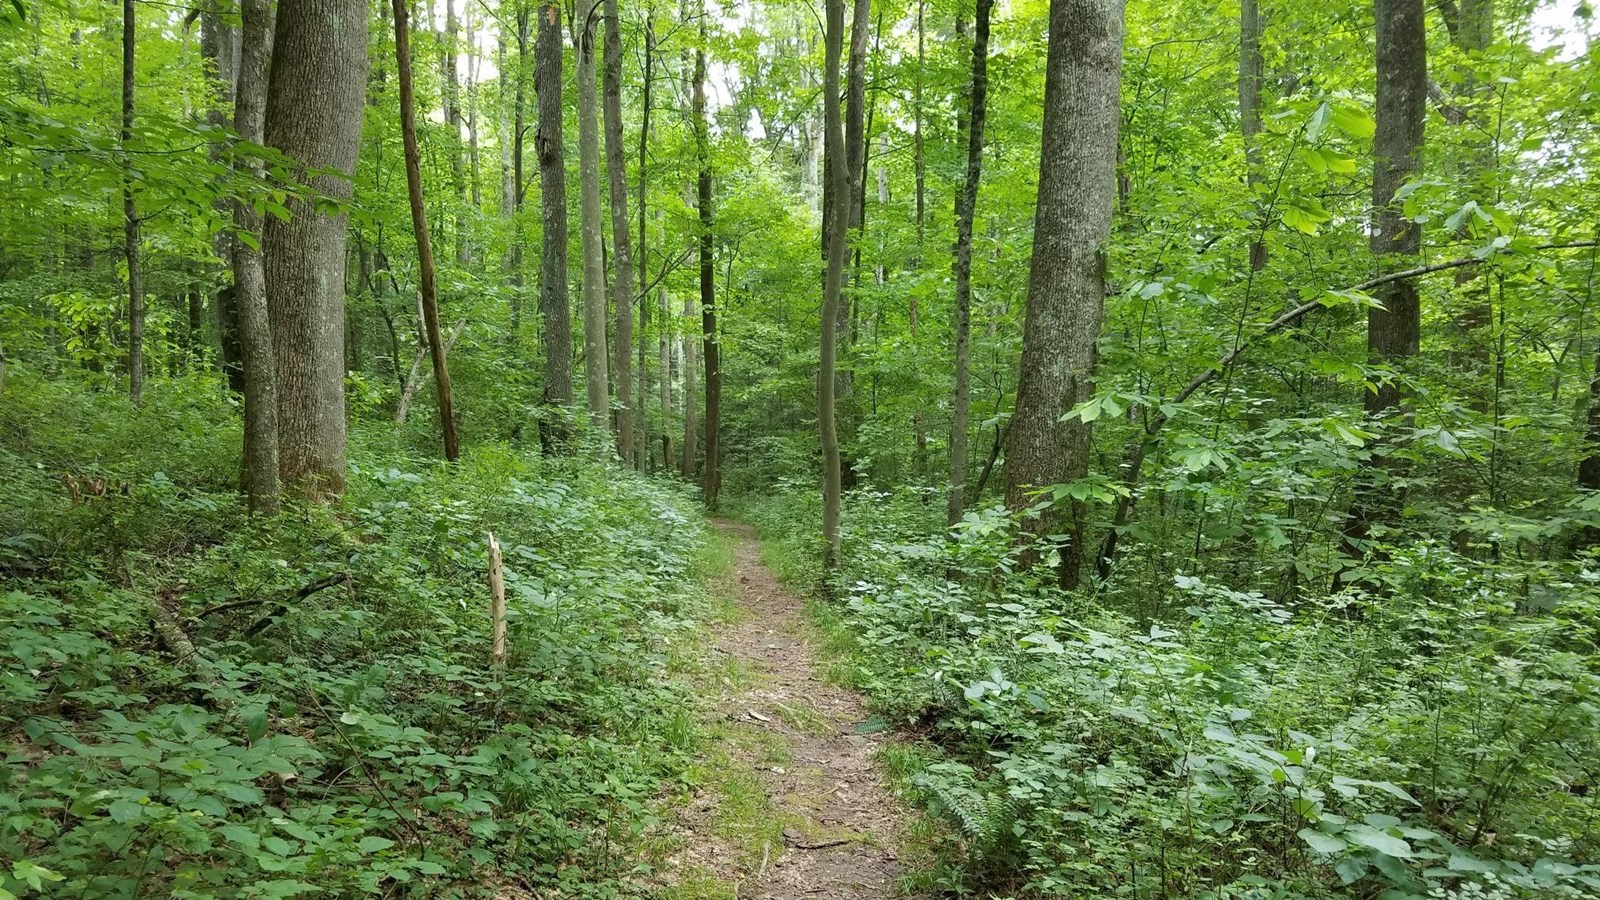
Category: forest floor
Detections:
[{"x1": 658, "y1": 520, "x2": 909, "y2": 899}]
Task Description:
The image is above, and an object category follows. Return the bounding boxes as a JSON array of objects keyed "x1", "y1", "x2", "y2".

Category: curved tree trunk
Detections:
[
  {"x1": 1003, "y1": 0, "x2": 1124, "y2": 590},
  {"x1": 602, "y1": 0, "x2": 634, "y2": 464},
  {"x1": 947, "y1": 0, "x2": 992, "y2": 528},
  {"x1": 535, "y1": 0, "x2": 575, "y2": 448},
  {"x1": 234, "y1": 0, "x2": 279, "y2": 511},
  {"x1": 393, "y1": 0, "x2": 460, "y2": 461},
  {"x1": 263, "y1": 0, "x2": 368, "y2": 500}
]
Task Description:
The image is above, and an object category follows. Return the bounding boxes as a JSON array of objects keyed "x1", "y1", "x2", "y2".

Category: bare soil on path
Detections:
[{"x1": 663, "y1": 520, "x2": 908, "y2": 899}]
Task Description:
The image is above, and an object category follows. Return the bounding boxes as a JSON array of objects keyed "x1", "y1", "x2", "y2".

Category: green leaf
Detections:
[
  {"x1": 1299, "y1": 828, "x2": 1348, "y2": 855},
  {"x1": 1346, "y1": 824, "x2": 1412, "y2": 858},
  {"x1": 357, "y1": 835, "x2": 396, "y2": 853},
  {"x1": 1306, "y1": 102, "x2": 1331, "y2": 143},
  {"x1": 11, "y1": 861, "x2": 64, "y2": 890},
  {"x1": 244, "y1": 706, "x2": 269, "y2": 743},
  {"x1": 1331, "y1": 104, "x2": 1376, "y2": 139}
]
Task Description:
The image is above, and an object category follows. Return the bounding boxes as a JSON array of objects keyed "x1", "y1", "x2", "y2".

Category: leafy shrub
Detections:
[{"x1": 740, "y1": 487, "x2": 1600, "y2": 899}]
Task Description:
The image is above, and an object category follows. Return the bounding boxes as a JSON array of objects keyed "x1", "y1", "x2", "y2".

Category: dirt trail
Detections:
[{"x1": 665, "y1": 520, "x2": 906, "y2": 899}]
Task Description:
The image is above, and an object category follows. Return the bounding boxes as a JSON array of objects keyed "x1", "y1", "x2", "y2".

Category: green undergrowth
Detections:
[
  {"x1": 733, "y1": 486, "x2": 1600, "y2": 899},
  {"x1": 0, "y1": 373, "x2": 720, "y2": 899}
]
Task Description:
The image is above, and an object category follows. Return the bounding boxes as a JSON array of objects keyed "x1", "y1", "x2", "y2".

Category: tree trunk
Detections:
[
  {"x1": 910, "y1": 0, "x2": 927, "y2": 472},
  {"x1": 201, "y1": 7, "x2": 238, "y2": 380},
  {"x1": 574, "y1": 0, "x2": 610, "y2": 444},
  {"x1": 264, "y1": 0, "x2": 368, "y2": 501},
  {"x1": 694, "y1": 35, "x2": 720, "y2": 508},
  {"x1": 1003, "y1": 0, "x2": 1124, "y2": 590},
  {"x1": 122, "y1": 0, "x2": 143, "y2": 404},
  {"x1": 602, "y1": 0, "x2": 634, "y2": 464},
  {"x1": 536, "y1": 0, "x2": 575, "y2": 447},
  {"x1": 1442, "y1": 0, "x2": 1494, "y2": 410},
  {"x1": 681, "y1": 288, "x2": 699, "y2": 478},
  {"x1": 1240, "y1": 0, "x2": 1266, "y2": 271},
  {"x1": 234, "y1": 0, "x2": 279, "y2": 512},
  {"x1": 948, "y1": 0, "x2": 992, "y2": 527},
  {"x1": 832, "y1": 0, "x2": 869, "y2": 460},
  {"x1": 819, "y1": 0, "x2": 848, "y2": 570},
  {"x1": 509, "y1": 4, "x2": 527, "y2": 337},
  {"x1": 1339, "y1": 0, "x2": 1427, "y2": 575},
  {"x1": 394, "y1": 0, "x2": 460, "y2": 462},
  {"x1": 441, "y1": 0, "x2": 469, "y2": 264},
  {"x1": 637, "y1": 17, "x2": 655, "y2": 470}
]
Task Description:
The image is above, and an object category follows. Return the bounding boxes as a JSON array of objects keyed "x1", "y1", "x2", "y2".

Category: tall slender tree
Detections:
[
  {"x1": 694, "y1": 33, "x2": 720, "y2": 508},
  {"x1": 947, "y1": 0, "x2": 992, "y2": 527},
  {"x1": 1003, "y1": 0, "x2": 1125, "y2": 589},
  {"x1": 535, "y1": 0, "x2": 575, "y2": 448},
  {"x1": 637, "y1": 14, "x2": 656, "y2": 470},
  {"x1": 263, "y1": 0, "x2": 368, "y2": 500},
  {"x1": 1240, "y1": 0, "x2": 1266, "y2": 271},
  {"x1": 122, "y1": 0, "x2": 143, "y2": 403},
  {"x1": 234, "y1": 0, "x2": 278, "y2": 511},
  {"x1": 820, "y1": 0, "x2": 847, "y2": 570},
  {"x1": 574, "y1": 0, "x2": 610, "y2": 443},
  {"x1": 602, "y1": 0, "x2": 634, "y2": 464},
  {"x1": 393, "y1": 0, "x2": 459, "y2": 461}
]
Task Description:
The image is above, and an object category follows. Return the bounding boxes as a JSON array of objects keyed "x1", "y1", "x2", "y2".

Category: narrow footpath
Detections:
[{"x1": 663, "y1": 521, "x2": 907, "y2": 899}]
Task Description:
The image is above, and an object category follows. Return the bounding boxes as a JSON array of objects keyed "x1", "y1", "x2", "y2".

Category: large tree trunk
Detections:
[
  {"x1": 1339, "y1": 0, "x2": 1426, "y2": 575},
  {"x1": 819, "y1": 0, "x2": 848, "y2": 569},
  {"x1": 122, "y1": 0, "x2": 143, "y2": 404},
  {"x1": 1003, "y1": 0, "x2": 1124, "y2": 590},
  {"x1": 234, "y1": 0, "x2": 279, "y2": 512},
  {"x1": 574, "y1": 0, "x2": 611, "y2": 445},
  {"x1": 264, "y1": 0, "x2": 368, "y2": 501},
  {"x1": 947, "y1": 0, "x2": 992, "y2": 527},
  {"x1": 694, "y1": 35, "x2": 720, "y2": 508},
  {"x1": 602, "y1": 0, "x2": 634, "y2": 465},
  {"x1": 394, "y1": 0, "x2": 460, "y2": 461},
  {"x1": 535, "y1": 0, "x2": 575, "y2": 448}
]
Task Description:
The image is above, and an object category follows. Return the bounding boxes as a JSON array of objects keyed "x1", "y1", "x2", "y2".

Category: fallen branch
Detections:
[
  {"x1": 1094, "y1": 240, "x2": 1599, "y2": 579},
  {"x1": 242, "y1": 573, "x2": 352, "y2": 637},
  {"x1": 395, "y1": 312, "x2": 468, "y2": 425}
]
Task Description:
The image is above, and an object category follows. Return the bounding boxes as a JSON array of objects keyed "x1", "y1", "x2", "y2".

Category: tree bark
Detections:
[
  {"x1": 1339, "y1": 0, "x2": 1427, "y2": 575},
  {"x1": 819, "y1": 0, "x2": 848, "y2": 570},
  {"x1": 637, "y1": 17, "x2": 655, "y2": 470},
  {"x1": 1003, "y1": 0, "x2": 1124, "y2": 590},
  {"x1": 122, "y1": 0, "x2": 143, "y2": 404},
  {"x1": 509, "y1": 3, "x2": 528, "y2": 337},
  {"x1": 910, "y1": 0, "x2": 927, "y2": 472},
  {"x1": 1240, "y1": 0, "x2": 1266, "y2": 271},
  {"x1": 948, "y1": 0, "x2": 992, "y2": 527},
  {"x1": 602, "y1": 0, "x2": 634, "y2": 464},
  {"x1": 1442, "y1": 0, "x2": 1494, "y2": 410},
  {"x1": 394, "y1": 0, "x2": 460, "y2": 462},
  {"x1": 264, "y1": 0, "x2": 368, "y2": 500},
  {"x1": 694, "y1": 35, "x2": 720, "y2": 508},
  {"x1": 234, "y1": 0, "x2": 279, "y2": 512},
  {"x1": 536, "y1": 0, "x2": 576, "y2": 448},
  {"x1": 574, "y1": 0, "x2": 611, "y2": 444},
  {"x1": 681, "y1": 287, "x2": 699, "y2": 478}
]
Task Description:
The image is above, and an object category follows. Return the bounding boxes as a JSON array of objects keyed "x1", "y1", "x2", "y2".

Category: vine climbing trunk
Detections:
[{"x1": 393, "y1": 0, "x2": 460, "y2": 462}]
